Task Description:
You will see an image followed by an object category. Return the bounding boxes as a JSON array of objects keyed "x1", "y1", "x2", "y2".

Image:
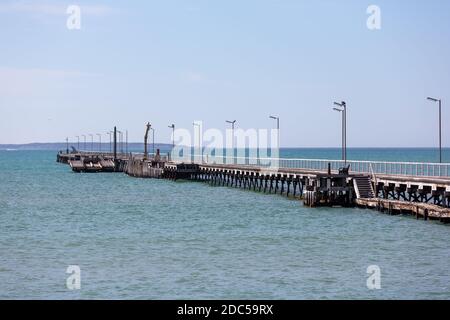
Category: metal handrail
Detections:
[{"x1": 172, "y1": 154, "x2": 450, "y2": 178}]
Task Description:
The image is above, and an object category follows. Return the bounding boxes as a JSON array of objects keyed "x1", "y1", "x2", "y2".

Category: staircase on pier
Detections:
[{"x1": 353, "y1": 175, "x2": 375, "y2": 199}]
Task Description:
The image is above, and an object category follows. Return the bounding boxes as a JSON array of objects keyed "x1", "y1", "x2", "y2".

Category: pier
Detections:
[
  {"x1": 53, "y1": 123, "x2": 450, "y2": 223},
  {"x1": 56, "y1": 148, "x2": 450, "y2": 223}
]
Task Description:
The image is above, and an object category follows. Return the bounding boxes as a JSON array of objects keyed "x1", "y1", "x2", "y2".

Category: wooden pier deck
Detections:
[
  {"x1": 57, "y1": 152, "x2": 129, "y2": 172},
  {"x1": 355, "y1": 198, "x2": 450, "y2": 222}
]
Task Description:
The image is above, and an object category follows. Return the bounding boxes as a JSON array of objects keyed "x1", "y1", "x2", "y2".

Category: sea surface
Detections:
[{"x1": 0, "y1": 149, "x2": 449, "y2": 299}]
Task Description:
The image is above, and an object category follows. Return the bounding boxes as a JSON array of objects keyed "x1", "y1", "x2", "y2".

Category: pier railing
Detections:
[
  {"x1": 76, "y1": 151, "x2": 129, "y2": 158},
  {"x1": 181, "y1": 154, "x2": 450, "y2": 178}
]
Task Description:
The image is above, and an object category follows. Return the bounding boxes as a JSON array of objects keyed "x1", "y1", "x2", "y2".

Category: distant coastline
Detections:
[{"x1": 0, "y1": 143, "x2": 172, "y2": 151}]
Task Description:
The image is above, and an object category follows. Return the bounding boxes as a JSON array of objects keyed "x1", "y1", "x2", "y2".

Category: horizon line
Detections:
[{"x1": 1, "y1": 143, "x2": 450, "y2": 149}]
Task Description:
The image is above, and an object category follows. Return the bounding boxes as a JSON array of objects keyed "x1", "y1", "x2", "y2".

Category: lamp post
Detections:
[
  {"x1": 76, "y1": 136, "x2": 80, "y2": 151},
  {"x1": 96, "y1": 134, "x2": 102, "y2": 152},
  {"x1": 126, "y1": 130, "x2": 128, "y2": 154},
  {"x1": 66, "y1": 137, "x2": 69, "y2": 154},
  {"x1": 193, "y1": 122, "x2": 202, "y2": 163},
  {"x1": 107, "y1": 131, "x2": 112, "y2": 153},
  {"x1": 89, "y1": 134, "x2": 94, "y2": 152},
  {"x1": 117, "y1": 131, "x2": 123, "y2": 154},
  {"x1": 150, "y1": 127, "x2": 155, "y2": 155},
  {"x1": 333, "y1": 101, "x2": 347, "y2": 164},
  {"x1": 427, "y1": 97, "x2": 443, "y2": 163},
  {"x1": 168, "y1": 124, "x2": 175, "y2": 161},
  {"x1": 82, "y1": 135, "x2": 86, "y2": 152},
  {"x1": 332, "y1": 107, "x2": 344, "y2": 162},
  {"x1": 168, "y1": 124, "x2": 175, "y2": 150},
  {"x1": 226, "y1": 120, "x2": 237, "y2": 164},
  {"x1": 269, "y1": 115, "x2": 280, "y2": 152}
]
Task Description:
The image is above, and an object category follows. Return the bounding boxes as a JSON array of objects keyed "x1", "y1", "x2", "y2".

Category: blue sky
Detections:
[{"x1": 1, "y1": 0, "x2": 449, "y2": 147}]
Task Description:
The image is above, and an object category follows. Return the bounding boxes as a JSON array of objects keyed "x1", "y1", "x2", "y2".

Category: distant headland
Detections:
[{"x1": 0, "y1": 143, "x2": 172, "y2": 151}]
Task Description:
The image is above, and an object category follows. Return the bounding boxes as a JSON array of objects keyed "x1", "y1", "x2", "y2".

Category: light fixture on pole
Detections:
[
  {"x1": 332, "y1": 107, "x2": 344, "y2": 162},
  {"x1": 333, "y1": 101, "x2": 347, "y2": 164},
  {"x1": 269, "y1": 115, "x2": 280, "y2": 152},
  {"x1": 107, "y1": 131, "x2": 112, "y2": 153},
  {"x1": 76, "y1": 136, "x2": 80, "y2": 151},
  {"x1": 96, "y1": 134, "x2": 102, "y2": 152},
  {"x1": 126, "y1": 130, "x2": 128, "y2": 154},
  {"x1": 82, "y1": 135, "x2": 86, "y2": 151},
  {"x1": 150, "y1": 127, "x2": 155, "y2": 155},
  {"x1": 168, "y1": 124, "x2": 175, "y2": 151},
  {"x1": 226, "y1": 120, "x2": 237, "y2": 164},
  {"x1": 427, "y1": 97, "x2": 443, "y2": 163},
  {"x1": 117, "y1": 130, "x2": 123, "y2": 154},
  {"x1": 193, "y1": 122, "x2": 202, "y2": 163},
  {"x1": 89, "y1": 134, "x2": 94, "y2": 152}
]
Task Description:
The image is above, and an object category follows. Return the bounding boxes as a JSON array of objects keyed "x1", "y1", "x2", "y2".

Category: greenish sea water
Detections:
[{"x1": 0, "y1": 150, "x2": 449, "y2": 299}]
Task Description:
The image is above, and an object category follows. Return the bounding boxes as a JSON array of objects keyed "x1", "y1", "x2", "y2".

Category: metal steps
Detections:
[{"x1": 353, "y1": 176, "x2": 375, "y2": 199}]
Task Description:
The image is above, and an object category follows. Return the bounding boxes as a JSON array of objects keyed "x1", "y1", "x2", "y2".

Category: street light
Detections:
[
  {"x1": 226, "y1": 120, "x2": 236, "y2": 129},
  {"x1": 193, "y1": 122, "x2": 202, "y2": 163},
  {"x1": 332, "y1": 107, "x2": 344, "y2": 162},
  {"x1": 120, "y1": 131, "x2": 123, "y2": 154},
  {"x1": 89, "y1": 134, "x2": 94, "y2": 152},
  {"x1": 269, "y1": 115, "x2": 280, "y2": 152},
  {"x1": 76, "y1": 136, "x2": 80, "y2": 151},
  {"x1": 107, "y1": 131, "x2": 112, "y2": 153},
  {"x1": 96, "y1": 133, "x2": 102, "y2": 152},
  {"x1": 117, "y1": 130, "x2": 123, "y2": 154},
  {"x1": 65, "y1": 137, "x2": 69, "y2": 154},
  {"x1": 168, "y1": 124, "x2": 175, "y2": 150},
  {"x1": 333, "y1": 101, "x2": 347, "y2": 164},
  {"x1": 226, "y1": 120, "x2": 237, "y2": 164},
  {"x1": 427, "y1": 97, "x2": 443, "y2": 163},
  {"x1": 150, "y1": 127, "x2": 155, "y2": 156},
  {"x1": 82, "y1": 135, "x2": 86, "y2": 152}
]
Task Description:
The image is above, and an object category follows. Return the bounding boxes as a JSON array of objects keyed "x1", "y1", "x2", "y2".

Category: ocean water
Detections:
[{"x1": 0, "y1": 149, "x2": 449, "y2": 300}]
